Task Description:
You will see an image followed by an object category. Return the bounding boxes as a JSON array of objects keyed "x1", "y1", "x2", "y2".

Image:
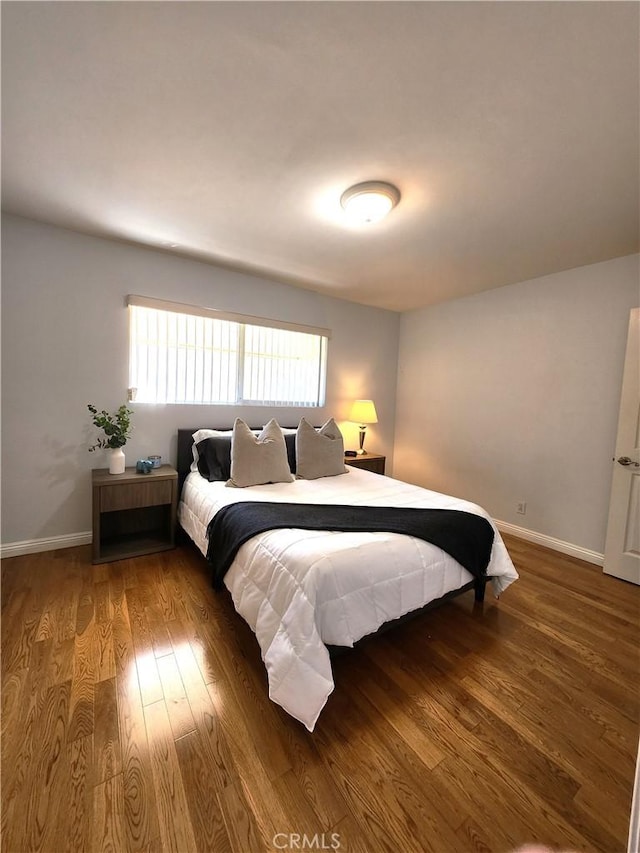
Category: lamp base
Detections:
[{"x1": 357, "y1": 425, "x2": 367, "y2": 455}]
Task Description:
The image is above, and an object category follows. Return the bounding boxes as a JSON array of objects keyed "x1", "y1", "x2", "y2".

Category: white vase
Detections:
[{"x1": 108, "y1": 447, "x2": 126, "y2": 475}]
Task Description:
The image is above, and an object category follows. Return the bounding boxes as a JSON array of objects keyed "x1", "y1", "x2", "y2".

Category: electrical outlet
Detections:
[{"x1": 516, "y1": 501, "x2": 527, "y2": 515}]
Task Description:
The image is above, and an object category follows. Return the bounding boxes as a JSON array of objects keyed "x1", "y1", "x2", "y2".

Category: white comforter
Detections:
[{"x1": 178, "y1": 467, "x2": 518, "y2": 731}]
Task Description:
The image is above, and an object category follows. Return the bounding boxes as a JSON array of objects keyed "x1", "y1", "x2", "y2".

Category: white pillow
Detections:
[
  {"x1": 296, "y1": 417, "x2": 347, "y2": 479},
  {"x1": 190, "y1": 428, "x2": 233, "y2": 471},
  {"x1": 227, "y1": 418, "x2": 294, "y2": 488}
]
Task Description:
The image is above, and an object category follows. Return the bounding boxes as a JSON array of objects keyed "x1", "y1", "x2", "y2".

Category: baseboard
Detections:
[
  {"x1": 0, "y1": 531, "x2": 92, "y2": 559},
  {"x1": 495, "y1": 520, "x2": 604, "y2": 566},
  {"x1": 0, "y1": 521, "x2": 605, "y2": 567}
]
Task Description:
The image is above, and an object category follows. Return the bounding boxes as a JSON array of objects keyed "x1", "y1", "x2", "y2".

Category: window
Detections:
[{"x1": 128, "y1": 296, "x2": 328, "y2": 406}]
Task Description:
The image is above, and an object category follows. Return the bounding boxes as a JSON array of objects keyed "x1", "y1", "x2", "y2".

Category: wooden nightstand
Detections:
[
  {"x1": 344, "y1": 454, "x2": 386, "y2": 475},
  {"x1": 92, "y1": 465, "x2": 178, "y2": 563}
]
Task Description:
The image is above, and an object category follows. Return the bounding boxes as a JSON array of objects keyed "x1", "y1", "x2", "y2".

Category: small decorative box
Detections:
[{"x1": 148, "y1": 455, "x2": 162, "y2": 468}]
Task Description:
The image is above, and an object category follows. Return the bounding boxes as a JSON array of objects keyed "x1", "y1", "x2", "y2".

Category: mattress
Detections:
[{"x1": 178, "y1": 466, "x2": 518, "y2": 730}]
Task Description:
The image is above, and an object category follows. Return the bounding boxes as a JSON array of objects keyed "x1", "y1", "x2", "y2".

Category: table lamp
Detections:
[{"x1": 349, "y1": 399, "x2": 378, "y2": 455}]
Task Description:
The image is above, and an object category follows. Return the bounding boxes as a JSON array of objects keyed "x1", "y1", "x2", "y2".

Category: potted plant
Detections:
[{"x1": 88, "y1": 403, "x2": 133, "y2": 474}]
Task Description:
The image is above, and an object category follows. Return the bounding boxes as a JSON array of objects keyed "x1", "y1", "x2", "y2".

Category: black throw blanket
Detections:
[{"x1": 206, "y1": 501, "x2": 494, "y2": 587}]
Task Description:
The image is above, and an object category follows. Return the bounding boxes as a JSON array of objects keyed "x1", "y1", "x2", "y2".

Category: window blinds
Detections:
[{"x1": 127, "y1": 296, "x2": 328, "y2": 406}]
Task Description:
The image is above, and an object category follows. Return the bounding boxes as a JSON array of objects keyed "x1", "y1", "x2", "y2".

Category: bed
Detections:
[{"x1": 176, "y1": 425, "x2": 519, "y2": 731}]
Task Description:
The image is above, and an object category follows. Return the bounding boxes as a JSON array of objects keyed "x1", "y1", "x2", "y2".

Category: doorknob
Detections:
[{"x1": 617, "y1": 456, "x2": 639, "y2": 466}]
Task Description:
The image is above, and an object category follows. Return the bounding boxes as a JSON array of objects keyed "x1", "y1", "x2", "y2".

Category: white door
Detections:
[{"x1": 604, "y1": 308, "x2": 640, "y2": 584}]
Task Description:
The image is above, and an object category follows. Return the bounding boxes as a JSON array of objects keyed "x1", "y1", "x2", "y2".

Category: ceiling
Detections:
[{"x1": 2, "y1": 2, "x2": 638, "y2": 313}]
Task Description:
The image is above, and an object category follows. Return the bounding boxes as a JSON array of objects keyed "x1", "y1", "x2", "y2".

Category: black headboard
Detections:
[{"x1": 177, "y1": 428, "x2": 202, "y2": 494}]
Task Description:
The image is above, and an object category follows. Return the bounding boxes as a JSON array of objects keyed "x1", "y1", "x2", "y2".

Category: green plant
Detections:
[{"x1": 87, "y1": 403, "x2": 133, "y2": 451}]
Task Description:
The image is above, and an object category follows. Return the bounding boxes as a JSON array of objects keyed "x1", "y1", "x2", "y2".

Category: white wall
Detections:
[
  {"x1": 1, "y1": 214, "x2": 400, "y2": 547},
  {"x1": 4, "y1": 212, "x2": 636, "y2": 559},
  {"x1": 395, "y1": 254, "x2": 639, "y2": 556}
]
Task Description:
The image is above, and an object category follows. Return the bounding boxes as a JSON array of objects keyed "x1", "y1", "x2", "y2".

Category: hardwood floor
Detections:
[{"x1": 1, "y1": 535, "x2": 638, "y2": 852}]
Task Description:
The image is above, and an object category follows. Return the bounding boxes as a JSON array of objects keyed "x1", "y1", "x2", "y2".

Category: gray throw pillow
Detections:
[
  {"x1": 227, "y1": 418, "x2": 294, "y2": 487},
  {"x1": 296, "y1": 417, "x2": 347, "y2": 479}
]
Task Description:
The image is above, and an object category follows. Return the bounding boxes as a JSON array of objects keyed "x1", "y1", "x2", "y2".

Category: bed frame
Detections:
[{"x1": 175, "y1": 427, "x2": 488, "y2": 606}]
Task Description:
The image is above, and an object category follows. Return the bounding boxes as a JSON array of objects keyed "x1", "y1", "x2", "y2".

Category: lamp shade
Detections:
[{"x1": 349, "y1": 399, "x2": 378, "y2": 424}]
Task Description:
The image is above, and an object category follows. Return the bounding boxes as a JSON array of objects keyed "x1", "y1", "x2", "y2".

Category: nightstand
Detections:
[
  {"x1": 92, "y1": 465, "x2": 178, "y2": 563},
  {"x1": 344, "y1": 454, "x2": 386, "y2": 475}
]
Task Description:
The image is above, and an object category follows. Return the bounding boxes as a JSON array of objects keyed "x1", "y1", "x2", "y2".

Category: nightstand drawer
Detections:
[
  {"x1": 100, "y1": 478, "x2": 173, "y2": 512},
  {"x1": 344, "y1": 454, "x2": 386, "y2": 475}
]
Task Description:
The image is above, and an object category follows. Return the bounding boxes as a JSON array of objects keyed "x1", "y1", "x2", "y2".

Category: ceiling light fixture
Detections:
[{"x1": 340, "y1": 181, "x2": 401, "y2": 224}]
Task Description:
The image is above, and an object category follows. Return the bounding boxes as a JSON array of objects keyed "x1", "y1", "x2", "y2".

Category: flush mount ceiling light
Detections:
[{"x1": 340, "y1": 181, "x2": 401, "y2": 224}]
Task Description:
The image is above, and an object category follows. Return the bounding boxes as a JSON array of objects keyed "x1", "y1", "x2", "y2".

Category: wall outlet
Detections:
[{"x1": 516, "y1": 501, "x2": 527, "y2": 515}]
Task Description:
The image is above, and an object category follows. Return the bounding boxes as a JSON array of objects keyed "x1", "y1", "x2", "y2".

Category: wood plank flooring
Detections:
[{"x1": 1, "y1": 535, "x2": 638, "y2": 852}]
